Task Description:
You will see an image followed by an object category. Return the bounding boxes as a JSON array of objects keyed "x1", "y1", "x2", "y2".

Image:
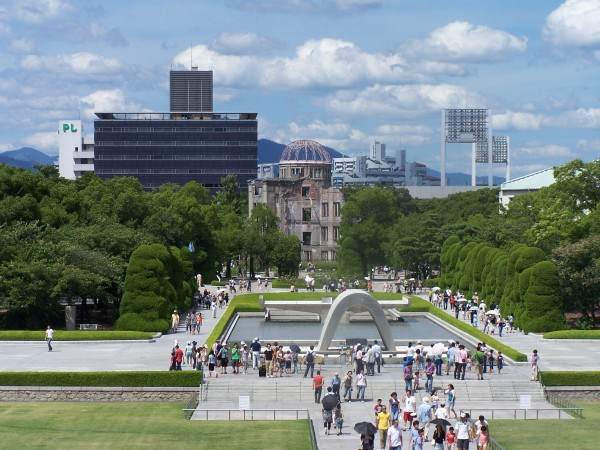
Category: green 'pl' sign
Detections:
[{"x1": 62, "y1": 123, "x2": 77, "y2": 133}]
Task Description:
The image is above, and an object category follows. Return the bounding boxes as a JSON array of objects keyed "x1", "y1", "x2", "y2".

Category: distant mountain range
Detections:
[
  {"x1": 1, "y1": 143, "x2": 504, "y2": 185},
  {"x1": 0, "y1": 147, "x2": 57, "y2": 170}
]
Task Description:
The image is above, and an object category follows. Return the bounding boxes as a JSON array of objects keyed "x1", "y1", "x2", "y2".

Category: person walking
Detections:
[
  {"x1": 45, "y1": 325, "x2": 54, "y2": 352},
  {"x1": 445, "y1": 384, "x2": 458, "y2": 419},
  {"x1": 330, "y1": 372, "x2": 341, "y2": 400},
  {"x1": 387, "y1": 419, "x2": 403, "y2": 450},
  {"x1": 402, "y1": 390, "x2": 416, "y2": 430},
  {"x1": 376, "y1": 405, "x2": 391, "y2": 449},
  {"x1": 425, "y1": 358, "x2": 435, "y2": 393},
  {"x1": 313, "y1": 370, "x2": 324, "y2": 403},
  {"x1": 355, "y1": 369, "x2": 367, "y2": 402}
]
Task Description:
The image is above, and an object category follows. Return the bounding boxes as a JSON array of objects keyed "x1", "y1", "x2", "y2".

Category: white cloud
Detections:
[
  {"x1": 0, "y1": 143, "x2": 14, "y2": 152},
  {"x1": 227, "y1": 0, "x2": 384, "y2": 13},
  {"x1": 407, "y1": 21, "x2": 527, "y2": 62},
  {"x1": 493, "y1": 111, "x2": 545, "y2": 131},
  {"x1": 20, "y1": 52, "x2": 122, "y2": 74},
  {"x1": 323, "y1": 84, "x2": 486, "y2": 118},
  {"x1": 514, "y1": 142, "x2": 576, "y2": 158},
  {"x1": 270, "y1": 120, "x2": 366, "y2": 151},
  {"x1": 212, "y1": 32, "x2": 279, "y2": 55},
  {"x1": 24, "y1": 131, "x2": 59, "y2": 151},
  {"x1": 7, "y1": 37, "x2": 35, "y2": 53},
  {"x1": 174, "y1": 38, "x2": 409, "y2": 89},
  {"x1": 557, "y1": 107, "x2": 600, "y2": 128},
  {"x1": 543, "y1": 0, "x2": 600, "y2": 47},
  {"x1": 13, "y1": 0, "x2": 74, "y2": 24},
  {"x1": 374, "y1": 124, "x2": 434, "y2": 146},
  {"x1": 80, "y1": 89, "x2": 142, "y2": 119}
]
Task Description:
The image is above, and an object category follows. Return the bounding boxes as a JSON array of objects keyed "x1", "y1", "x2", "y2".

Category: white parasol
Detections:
[{"x1": 429, "y1": 342, "x2": 446, "y2": 356}]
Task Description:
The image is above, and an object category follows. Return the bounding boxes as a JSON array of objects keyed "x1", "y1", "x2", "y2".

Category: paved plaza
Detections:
[{"x1": 0, "y1": 283, "x2": 593, "y2": 450}]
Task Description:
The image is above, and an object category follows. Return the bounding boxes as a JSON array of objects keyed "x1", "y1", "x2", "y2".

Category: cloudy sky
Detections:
[{"x1": 1, "y1": 0, "x2": 599, "y2": 178}]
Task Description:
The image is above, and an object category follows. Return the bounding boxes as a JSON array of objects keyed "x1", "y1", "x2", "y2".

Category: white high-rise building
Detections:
[{"x1": 58, "y1": 120, "x2": 94, "y2": 179}]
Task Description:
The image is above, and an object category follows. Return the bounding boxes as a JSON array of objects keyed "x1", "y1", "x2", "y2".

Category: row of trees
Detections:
[
  {"x1": 0, "y1": 165, "x2": 300, "y2": 329},
  {"x1": 336, "y1": 159, "x2": 600, "y2": 328},
  {"x1": 439, "y1": 237, "x2": 566, "y2": 332}
]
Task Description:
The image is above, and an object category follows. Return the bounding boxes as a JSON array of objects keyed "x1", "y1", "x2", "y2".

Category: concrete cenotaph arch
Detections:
[{"x1": 316, "y1": 289, "x2": 396, "y2": 352}]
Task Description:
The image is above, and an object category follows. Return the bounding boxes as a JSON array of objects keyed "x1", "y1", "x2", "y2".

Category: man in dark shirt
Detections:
[
  {"x1": 264, "y1": 343, "x2": 274, "y2": 378},
  {"x1": 250, "y1": 337, "x2": 261, "y2": 369}
]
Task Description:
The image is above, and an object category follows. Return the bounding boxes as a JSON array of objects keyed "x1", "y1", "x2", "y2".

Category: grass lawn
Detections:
[
  {"x1": 489, "y1": 401, "x2": 599, "y2": 449},
  {"x1": 0, "y1": 402, "x2": 313, "y2": 450}
]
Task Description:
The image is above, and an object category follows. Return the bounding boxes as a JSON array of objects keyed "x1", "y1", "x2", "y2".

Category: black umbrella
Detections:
[
  {"x1": 430, "y1": 418, "x2": 452, "y2": 428},
  {"x1": 354, "y1": 421, "x2": 377, "y2": 435},
  {"x1": 321, "y1": 393, "x2": 338, "y2": 410},
  {"x1": 289, "y1": 344, "x2": 301, "y2": 353}
]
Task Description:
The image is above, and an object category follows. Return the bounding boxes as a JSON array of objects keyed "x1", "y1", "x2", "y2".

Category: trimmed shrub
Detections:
[
  {"x1": 0, "y1": 371, "x2": 202, "y2": 387},
  {"x1": 520, "y1": 261, "x2": 567, "y2": 333},
  {"x1": 543, "y1": 330, "x2": 600, "y2": 339},
  {"x1": 540, "y1": 371, "x2": 600, "y2": 386},
  {"x1": 0, "y1": 330, "x2": 154, "y2": 341},
  {"x1": 210, "y1": 280, "x2": 226, "y2": 286}
]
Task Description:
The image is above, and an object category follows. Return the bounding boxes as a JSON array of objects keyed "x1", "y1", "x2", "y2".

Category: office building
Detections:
[
  {"x1": 57, "y1": 119, "x2": 95, "y2": 179},
  {"x1": 94, "y1": 111, "x2": 257, "y2": 192},
  {"x1": 170, "y1": 69, "x2": 213, "y2": 112}
]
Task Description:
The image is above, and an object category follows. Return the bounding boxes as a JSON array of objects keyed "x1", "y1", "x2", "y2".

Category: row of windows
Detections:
[
  {"x1": 302, "y1": 250, "x2": 337, "y2": 262},
  {"x1": 96, "y1": 141, "x2": 256, "y2": 147},
  {"x1": 301, "y1": 227, "x2": 340, "y2": 245},
  {"x1": 95, "y1": 154, "x2": 256, "y2": 161},
  {"x1": 96, "y1": 168, "x2": 257, "y2": 175},
  {"x1": 96, "y1": 127, "x2": 255, "y2": 133},
  {"x1": 321, "y1": 202, "x2": 341, "y2": 217}
]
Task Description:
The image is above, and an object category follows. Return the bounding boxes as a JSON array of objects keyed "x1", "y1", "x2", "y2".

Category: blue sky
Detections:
[{"x1": 0, "y1": 0, "x2": 599, "y2": 178}]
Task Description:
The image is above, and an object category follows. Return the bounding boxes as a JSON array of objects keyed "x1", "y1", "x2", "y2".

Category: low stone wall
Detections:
[
  {"x1": 545, "y1": 386, "x2": 600, "y2": 402},
  {"x1": 0, "y1": 386, "x2": 198, "y2": 402}
]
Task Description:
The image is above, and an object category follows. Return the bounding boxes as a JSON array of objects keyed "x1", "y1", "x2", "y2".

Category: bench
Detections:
[{"x1": 79, "y1": 323, "x2": 98, "y2": 331}]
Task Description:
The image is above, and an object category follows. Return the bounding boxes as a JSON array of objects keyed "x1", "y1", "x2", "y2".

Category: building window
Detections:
[
  {"x1": 302, "y1": 186, "x2": 310, "y2": 197},
  {"x1": 302, "y1": 208, "x2": 311, "y2": 222},
  {"x1": 321, "y1": 226, "x2": 328, "y2": 242},
  {"x1": 333, "y1": 226, "x2": 340, "y2": 240},
  {"x1": 321, "y1": 202, "x2": 329, "y2": 217},
  {"x1": 303, "y1": 250, "x2": 312, "y2": 261},
  {"x1": 302, "y1": 232, "x2": 311, "y2": 246},
  {"x1": 333, "y1": 202, "x2": 341, "y2": 217},
  {"x1": 321, "y1": 251, "x2": 329, "y2": 261},
  {"x1": 330, "y1": 250, "x2": 337, "y2": 261}
]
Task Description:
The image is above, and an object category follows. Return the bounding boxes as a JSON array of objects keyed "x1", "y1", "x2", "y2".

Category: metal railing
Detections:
[
  {"x1": 458, "y1": 407, "x2": 581, "y2": 419},
  {"x1": 538, "y1": 372, "x2": 584, "y2": 418},
  {"x1": 489, "y1": 437, "x2": 506, "y2": 450},
  {"x1": 182, "y1": 408, "x2": 311, "y2": 421}
]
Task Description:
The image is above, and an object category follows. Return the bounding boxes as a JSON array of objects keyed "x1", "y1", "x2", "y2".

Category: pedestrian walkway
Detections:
[{"x1": 0, "y1": 284, "x2": 583, "y2": 450}]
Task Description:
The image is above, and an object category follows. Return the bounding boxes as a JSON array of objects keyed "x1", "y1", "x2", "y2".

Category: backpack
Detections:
[{"x1": 306, "y1": 351, "x2": 314, "y2": 364}]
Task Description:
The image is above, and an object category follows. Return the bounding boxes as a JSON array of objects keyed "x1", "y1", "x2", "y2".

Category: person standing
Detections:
[
  {"x1": 174, "y1": 345, "x2": 184, "y2": 370},
  {"x1": 417, "y1": 397, "x2": 433, "y2": 442},
  {"x1": 264, "y1": 343, "x2": 274, "y2": 378},
  {"x1": 355, "y1": 369, "x2": 367, "y2": 402},
  {"x1": 342, "y1": 370, "x2": 353, "y2": 402},
  {"x1": 387, "y1": 419, "x2": 403, "y2": 450},
  {"x1": 330, "y1": 372, "x2": 341, "y2": 399},
  {"x1": 250, "y1": 337, "x2": 261, "y2": 369},
  {"x1": 388, "y1": 391, "x2": 400, "y2": 422},
  {"x1": 424, "y1": 358, "x2": 435, "y2": 393},
  {"x1": 45, "y1": 325, "x2": 54, "y2": 352},
  {"x1": 313, "y1": 370, "x2": 324, "y2": 403},
  {"x1": 531, "y1": 349, "x2": 540, "y2": 381},
  {"x1": 304, "y1": 345, "x2": 316, "y2": 378},
  {"x1": 376, "y1": 404, "x2": 391, "y2": 449},
  {"x1": 372, "y1": 340, "x2": 383, "y2": 373},
  {"x1": 445, "y1": 384, "x2": 458, "y2": 419}
]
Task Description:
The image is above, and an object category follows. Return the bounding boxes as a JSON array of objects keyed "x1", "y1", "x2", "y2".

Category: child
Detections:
[
  {"x1": 477, "y1": 425, "x2": 490, "y2": 450},
  {"x1": 446, "y1": 426, "x2": 456, "y2": 450},
  {"x1": 374, "y1": 398, "x2": 383, "y2": 418},
  {"x1": 333, "y1": 404, "x2": 344, "y2": 435},
  {"x1": 413, "y1": 428, "x2": 425, "y2": 450},
  {"x1": 413, "y1": 370, "x2": 420, "y2": 391},
  {"x1": 466, "y1": 356, "x2": 473, "y2": 372},
  {"x1": 431, "y1": 390, "x2": 439, "y2": 412},
  {"x1": 497, "y1": 352, "x2": 504, "y2": 375}
]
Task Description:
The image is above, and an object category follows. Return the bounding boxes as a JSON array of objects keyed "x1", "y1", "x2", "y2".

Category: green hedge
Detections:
[
  {"x1": 0, "y1": 371, "x2": 202, "y2": 386},
  {"x1": 210, "y1": 280, "x2": 226, "y2": 286},
  {"x1": 540, "y1": 371, "x2": 600, "y2": 386},
  {"x1": 543, "y1": 330, "x2": 600, "y2": 339},
  {"x1": 398, "y1": 296, "x2": 528, "y2": 362},
  {"x1": 0, "y1": 331, "x2": 154, "y2": 341}
]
